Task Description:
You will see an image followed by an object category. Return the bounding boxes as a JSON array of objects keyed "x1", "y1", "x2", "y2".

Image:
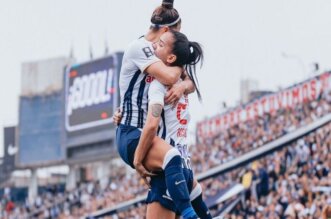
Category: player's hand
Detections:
[
  {"x1": 164, "y1": 83, "x2": 186, "y2": 108},
  {"x1": 112, "y1": 108, "x2": 122, "y2": 126},
  {"x1": 133, "y1": 161, "x2": 156, "y2": 188}
]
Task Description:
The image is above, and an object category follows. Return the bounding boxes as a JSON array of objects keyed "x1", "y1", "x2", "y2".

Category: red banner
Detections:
[{"x1": 197, "y1": 72, "x2": 331, "y2": 141}]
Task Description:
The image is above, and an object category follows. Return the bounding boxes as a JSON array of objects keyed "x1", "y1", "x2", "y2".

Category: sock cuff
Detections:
[
  {"x1": 162, "y1": 148, "x2": 181, "y2": 170},
  {"x1": 182, "y1": 207, "x2": 197, "y2": 219},
  {"x1": 190, "y1": 183, "x2": 202, "y2": 201}
]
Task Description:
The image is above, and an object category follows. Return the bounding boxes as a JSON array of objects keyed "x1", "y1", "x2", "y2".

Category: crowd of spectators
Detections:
[
  {"x1": 112, "y1": 122, "x2": 331, "y2": 219},
  {"x1": 0, "y1": 169, "x2": 148, "y2": 219},
  {"x1": 1, "y1": 84, "x2": 330, "y2": 218},
  {"x1": 191, "y1": 90, "x2": 331, "y2": 172},
  {"x1": 225, "y1": 122, "x2": 331, "y2": 219}
]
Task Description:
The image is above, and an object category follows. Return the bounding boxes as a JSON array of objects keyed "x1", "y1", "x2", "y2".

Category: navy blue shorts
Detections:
[
  {"x1": 117, "y1": 124, "x2": 195, "y2": 213},
  {"x1": 146, "y1": 163, "x2": 194, "y2": 214},
  {"x1": 116, "y1": 124, "x2": 141, "y2": 168}
]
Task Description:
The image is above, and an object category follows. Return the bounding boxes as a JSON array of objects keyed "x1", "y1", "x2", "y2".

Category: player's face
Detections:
[{"x1": 153, "y1": 32, "x2": 176, "y2": 65}]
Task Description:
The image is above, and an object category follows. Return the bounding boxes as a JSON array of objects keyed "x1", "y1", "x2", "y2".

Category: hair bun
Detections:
[{"x1": 162, "y1": 0, "x2": 174, "y2": 9}]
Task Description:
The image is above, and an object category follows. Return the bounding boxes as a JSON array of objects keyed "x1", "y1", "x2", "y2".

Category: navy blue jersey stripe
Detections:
[
  {"x1": 161, "y1": 110, "x2": 166, "y2": 139},
  {"x1": 127, "y1": 70, "x2": 141, "y2": 125},
  {"x1": 123, "y1": 70, "x2": 141, "y2": 125},
  {"x1": 146, "y1": 93, "x2": 149, "y2": 115},
  {"x1": 170, "y1": 138, "x2": 175, "y2": 147},
  {"x1": 122, "y1": 103, "x2": 126, "y2": 124},
  {"x1": 137, "y1": 75, "x2": 147, "y2": 128}
]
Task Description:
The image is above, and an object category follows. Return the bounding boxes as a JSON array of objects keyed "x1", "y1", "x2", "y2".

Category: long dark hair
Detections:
[
  {"x1": 169, "y1": 30, "x2": 203, "y2": 101},
  {"x1": 150, "y1": 0, "x2": 181, "y2": 30}
]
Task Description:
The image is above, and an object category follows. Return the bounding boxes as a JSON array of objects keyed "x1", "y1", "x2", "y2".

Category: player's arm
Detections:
[
  {"x1": 145, "y1": 61, "x2": 182, "y2": 85},
  {"x1": 130, "y1": 42, "x2": 182, "y2": 86},
  {"x1": 133, "y1": 80, "x2": 166, "y2": 183},
  {"x1": 165, "y1": 71, "x2": 195, "y2": 105},
  {"x1": 133, "y1": 103, "x2": 163, "y2": 168}
]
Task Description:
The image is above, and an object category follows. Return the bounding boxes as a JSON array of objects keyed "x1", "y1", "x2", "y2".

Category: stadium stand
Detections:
[{"x1": 1, "y1": 73, "x2": 330, "y2": 218}]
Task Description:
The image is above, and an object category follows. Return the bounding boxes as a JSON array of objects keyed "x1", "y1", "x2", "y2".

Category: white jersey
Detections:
[
  {"x1": 119, "y1": 37, "x2": 160, "y2": 128},
  {"x1": 149, "y1": 80, "x2": 191, "y2": 159}
]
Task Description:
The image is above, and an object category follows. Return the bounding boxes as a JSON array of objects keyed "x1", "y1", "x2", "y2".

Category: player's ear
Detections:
[
  {"x1": 162, "y1": 26, "x2": 170, "y2": 33},
  {"x1": 167, "y1": 54, "x2": 176, "y2": 64}
]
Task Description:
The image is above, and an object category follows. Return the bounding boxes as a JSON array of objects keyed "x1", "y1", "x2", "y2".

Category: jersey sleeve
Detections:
[
  {"x1": 148, "y1": 80, "x2": 167, "y2": 106},
  {"x1": 127, "y1": 39, "x2": 161, "y2": 73}
]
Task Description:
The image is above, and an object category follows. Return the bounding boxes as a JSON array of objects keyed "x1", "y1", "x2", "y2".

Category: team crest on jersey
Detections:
[{"x1": 142, "y1": 47, "x2": 154, "y2": 58}]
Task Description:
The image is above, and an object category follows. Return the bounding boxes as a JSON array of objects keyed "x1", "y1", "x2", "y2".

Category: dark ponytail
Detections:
[
  {"x1": 186, "y1": 42, "x2": 203, "y2": 101},
  {"x1": 169, "y1": 30, "x2": 203, "y2": 101},
  {"x1": 187, "y1": 42, "x2": 203, "y2": 66}
]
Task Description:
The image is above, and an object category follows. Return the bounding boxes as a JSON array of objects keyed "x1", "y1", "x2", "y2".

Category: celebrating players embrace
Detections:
[{"x1": 115, "y1": 1, "x2": 211, "y2": 218}]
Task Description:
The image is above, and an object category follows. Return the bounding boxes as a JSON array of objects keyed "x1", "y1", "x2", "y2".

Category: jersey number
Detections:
[{"x1": 142, "y1": 47, "x2": 154, "y2": 58}]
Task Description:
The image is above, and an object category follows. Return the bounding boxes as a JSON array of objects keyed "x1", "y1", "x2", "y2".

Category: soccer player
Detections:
[
  {"x1": 115, "y1": 30, "x2": 212, "y2": 219},
  {"x1": 143, "y1": 30, "x2": 212, "y2": 219},
  {"x1": 116, "y1": 1, "x2": 198, "y2": 218}
]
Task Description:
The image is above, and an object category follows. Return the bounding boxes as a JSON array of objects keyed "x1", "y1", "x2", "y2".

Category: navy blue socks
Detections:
[
  {"x1": 163, "y1": 148, "x2": 198, "y2": 219},
  {"x1": 191, "y1": 183, "x2": 212, "y2": 219}
]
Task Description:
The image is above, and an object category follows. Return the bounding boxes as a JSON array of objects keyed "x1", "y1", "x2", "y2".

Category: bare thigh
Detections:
[
  {"x1": 146, "y1": 202, "x2": 176, "y2": 219},
  {"x1": 143, "y1": 136, "x2": 173, "y2": 172}
]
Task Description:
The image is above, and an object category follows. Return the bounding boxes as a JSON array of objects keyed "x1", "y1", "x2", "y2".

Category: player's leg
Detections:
[
  {"x1": 117, "y1": 127, "x2": 197, "y2": 219},
  {"x1": 141, "y1": 137, "x2": 172, "y2": 172},
  {"x1": 190, "y1": 179, "x2": 212, "y2": 219},
  {"x1": 146, "y1": 202, "x2": 176, "y2": 219},
  {"x1": 143, "y1": 137, "x2": 198, "y2": 219},
  {"x1": 146, "y1": 171, "x2": 179, "y2": 219}
]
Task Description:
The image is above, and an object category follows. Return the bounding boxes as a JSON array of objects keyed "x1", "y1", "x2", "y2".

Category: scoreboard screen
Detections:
[{"x1": 65, "y1": 55, "x2": 119, "y2": 132}]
